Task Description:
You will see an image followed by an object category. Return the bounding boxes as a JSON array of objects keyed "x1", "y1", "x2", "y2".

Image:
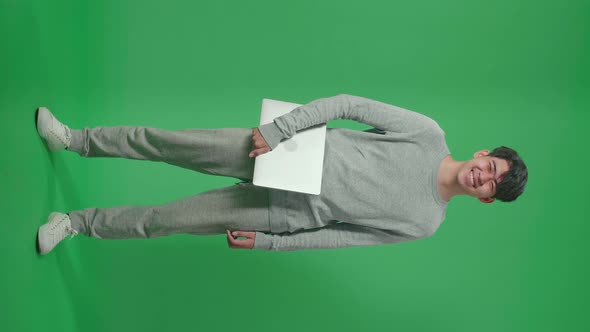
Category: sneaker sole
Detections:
[
  {"x1": 36, "y1": 228, "x2": 41, "y2": 254},
  {"x1": 35, "y1": 108, "x2": 39, "y2": 131}
]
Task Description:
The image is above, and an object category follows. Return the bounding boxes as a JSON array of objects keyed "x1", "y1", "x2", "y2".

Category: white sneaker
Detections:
[
  {"x1": 37, "y1": 212, "x2": 79, "y2": 255},
  {"x1": 36, "y1": 107, "x2": 72, "y2": 151}
]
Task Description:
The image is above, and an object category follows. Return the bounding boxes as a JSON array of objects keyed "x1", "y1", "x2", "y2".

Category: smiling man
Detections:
[
  {"x1": 36, "y1": 94, "x2": 528, "y2": 254},
  {"x1": 437, "y1": 149, "x2": 521, "y2": 203},
  {"x1": 239, "y1": 94, "x2": 528, "y2": 251}
]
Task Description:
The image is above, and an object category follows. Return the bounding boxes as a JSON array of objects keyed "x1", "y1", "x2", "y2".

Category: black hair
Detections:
[{"x1": 489, "y1": 146, "x2": 528, "y2": 202}]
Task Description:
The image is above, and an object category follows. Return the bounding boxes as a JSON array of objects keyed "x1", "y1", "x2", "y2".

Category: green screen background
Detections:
[{"x1": 1, "y1": 0, "x2": 588, "y2": 331}]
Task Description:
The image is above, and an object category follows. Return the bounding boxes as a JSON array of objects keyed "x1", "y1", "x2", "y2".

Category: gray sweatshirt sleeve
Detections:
[
  {"x1": 252, "y1": 223, "x2": 420, "y2": 251},
  {"x1": 257, "y1": 93, "x2": 436, "y2": 150}
]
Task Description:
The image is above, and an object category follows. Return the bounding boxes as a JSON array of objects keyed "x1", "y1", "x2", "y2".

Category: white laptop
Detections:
[{"x1": 252, "y1": 98, "x2": 327, "y2": 195}]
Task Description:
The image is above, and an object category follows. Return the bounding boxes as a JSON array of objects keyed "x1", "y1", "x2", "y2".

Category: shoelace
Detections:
[
  {"x1": 48, "y1": 115, "x2": 72, "y2": 148},
  {"x1": 66, "y1": 224, "x2": 79, "y2": 239},
  {"x1": 50, "y1": 215, "x2": 79, "y2": 239},
  {"x1": 65, "y1": 126, "x2": 72, "y2": 146}
]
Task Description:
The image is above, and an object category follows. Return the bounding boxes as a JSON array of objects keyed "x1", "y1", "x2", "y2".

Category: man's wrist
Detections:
[
  {"x1": 253, "y1": 232, "x2": 273, "y2": 250},
  {"x1": 258, "y1": 122, "x2": 284, "y2": 150}
]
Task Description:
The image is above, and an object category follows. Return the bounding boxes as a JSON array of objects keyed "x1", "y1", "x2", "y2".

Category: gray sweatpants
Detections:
[{"x1": 66, "y1": 126, "x2": 272, "y2": 239}]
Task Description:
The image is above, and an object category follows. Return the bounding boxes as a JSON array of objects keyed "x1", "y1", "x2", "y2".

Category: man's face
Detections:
[{"x1": 458, "y1": 150, "x2": 511, "y2": 203}]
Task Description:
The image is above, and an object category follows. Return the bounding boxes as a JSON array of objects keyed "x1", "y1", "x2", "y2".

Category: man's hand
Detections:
[
  {"x1": 226, "y1": 230, "x2": 256, "y2": 249},
  {"x1": 249, "y1": 128, "x2": 270, "y2": 158}
]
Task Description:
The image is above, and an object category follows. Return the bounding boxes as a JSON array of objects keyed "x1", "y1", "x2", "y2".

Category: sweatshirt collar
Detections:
[{"x1": 431, "y1": 153, "x2": 450, "y2": 207}]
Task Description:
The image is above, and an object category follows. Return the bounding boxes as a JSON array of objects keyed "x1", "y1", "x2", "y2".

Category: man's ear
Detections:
[
  {"x1": 478, "y1": 197, "x2": 495, "y2": 204},
  {"x1": 473, "y1": 149, "x2": 491, "y2": 159}
]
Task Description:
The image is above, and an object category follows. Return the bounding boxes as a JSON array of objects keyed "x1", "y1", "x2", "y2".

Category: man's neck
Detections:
[{"x1": 437, "y1": 155, "x2": 468, "y2": 202}]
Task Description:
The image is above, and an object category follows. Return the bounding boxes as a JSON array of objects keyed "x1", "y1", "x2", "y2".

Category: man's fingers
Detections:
[
  {"x1": 252, "y1": 128, "x2": 260, "y2": 139},
  {"x1": 226, "y1": 230, "x2": 235, "y2": 248},
  {"x1": 253, "y1": 138, "x2": 267, "y2": 149},
  {"x1": 249, "y1": 147, "x2": 270, "y2": 158},
  {"x1": 227, "y1": 230, "x2": 256, "y2": 250},
  {"x1": 251, "y1": 128, "x2": 270, "y2": 155},
  {"x1": 227, "y1": 230, "x2": 246, "y2": 248}
]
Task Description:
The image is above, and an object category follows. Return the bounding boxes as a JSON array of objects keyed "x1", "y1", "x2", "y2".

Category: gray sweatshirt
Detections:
[{"x1": 252, "y1": 94, "x2": 450, "y2": 251}]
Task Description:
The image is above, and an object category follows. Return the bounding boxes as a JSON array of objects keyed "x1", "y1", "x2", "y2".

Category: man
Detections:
[{"x1": 36, "y1": 94, "x2": 527, "y2": 254}]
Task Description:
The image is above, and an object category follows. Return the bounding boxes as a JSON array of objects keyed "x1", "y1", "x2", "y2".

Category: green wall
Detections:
[{"x1": 1, "y1": 0, "x2": 587, "y2": 331}]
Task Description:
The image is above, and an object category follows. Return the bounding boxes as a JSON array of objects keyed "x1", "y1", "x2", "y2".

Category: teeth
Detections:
[{"x1": 470, "y1": 170, "x2": 475, "y2": 188}]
